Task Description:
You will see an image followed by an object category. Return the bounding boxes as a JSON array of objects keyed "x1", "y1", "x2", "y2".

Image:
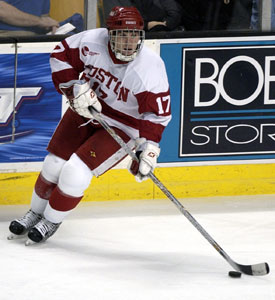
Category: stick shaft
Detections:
[{"x1": 91, "y1": 110, "x2": 269, "y2": 275}]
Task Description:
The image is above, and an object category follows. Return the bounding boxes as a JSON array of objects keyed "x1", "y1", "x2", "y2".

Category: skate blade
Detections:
[
  {"x1": 7, "y1": 233, "x2": 27, "y2": 240},
  {"x1": 25, "y1": 239, "x2": 36, "y2": 246}
]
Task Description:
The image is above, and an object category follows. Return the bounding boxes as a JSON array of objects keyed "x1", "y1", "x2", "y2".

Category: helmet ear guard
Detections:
[{"x1": 106, "y1": 6, "x2": 145, "y2": 62}]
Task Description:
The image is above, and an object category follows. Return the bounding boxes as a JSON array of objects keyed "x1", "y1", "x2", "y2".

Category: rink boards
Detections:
[
  {"x1": 1, "y1": 34, "x2": 275, "y2": 204},
  {"x1": 1, "y1": 163, "x2": 275, "y2": 205}
]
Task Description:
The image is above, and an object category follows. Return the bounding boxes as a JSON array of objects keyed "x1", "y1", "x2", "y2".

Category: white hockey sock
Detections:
[
  {"x1": 30, "y1": 190, "x2": 48, "y2": 215},
  {"x1": 43, "y1": 202, "x2": 73, "y2": 224}
]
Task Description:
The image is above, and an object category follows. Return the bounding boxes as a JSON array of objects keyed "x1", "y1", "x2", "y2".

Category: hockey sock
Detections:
[
  {"x1": 42, "y1": 186, "x2": 83, "y2": 224},
  {"x1": 31, "y1": 173, "x2": 57, "y2": 214}
]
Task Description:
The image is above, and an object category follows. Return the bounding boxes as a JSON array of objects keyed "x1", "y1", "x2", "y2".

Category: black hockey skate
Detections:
[
  {"x1": 8, "y1": 209, "x2": 42, "y2": 240},
  {"x1": 26, "y1": 218, "x2": 61, "y2": 245}
]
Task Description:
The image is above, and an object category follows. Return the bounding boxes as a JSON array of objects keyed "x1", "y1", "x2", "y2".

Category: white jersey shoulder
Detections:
[
  {"x1": 128, "y1": 45, "x2": 169, "y2": 94},
  {"x1": 65, "y1": 28, "x2": 108, "y2": 49}
]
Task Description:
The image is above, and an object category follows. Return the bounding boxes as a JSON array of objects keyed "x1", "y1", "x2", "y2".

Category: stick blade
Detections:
[{"x1": 238, "y1": 262, "x2": 270, "y2": 276}]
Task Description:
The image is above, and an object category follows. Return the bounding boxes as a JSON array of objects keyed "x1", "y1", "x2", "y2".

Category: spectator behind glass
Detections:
[
  {"x1": 177, "y1": 0, "x2": 252, "y2": 31},
  {"x1": 251, "y1": 0, "x2": 275, "y2": 29},
  {"x1": 175, "y1": 0, "x2": 233, "y2": 30},
  {"x1": 227, "y1": 0, "x2": 252, "y2": 30},
  {"x1": 0, "y1": 0, "x2": 84, "y2": 37},
  {"x1": 0, "y1": 0, "x2": 59, "y2": 36},
  {"x1": 131, "y1": 0, "x2": 184, "y2": 31}
]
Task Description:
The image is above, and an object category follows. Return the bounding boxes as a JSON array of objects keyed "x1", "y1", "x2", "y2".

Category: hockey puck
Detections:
[{"x1": 228, "y1": 271, "x2": 242, "y2": 278}]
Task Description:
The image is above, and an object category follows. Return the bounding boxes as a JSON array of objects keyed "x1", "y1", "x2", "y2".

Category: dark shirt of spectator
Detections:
[
  {"x1": 176, "y1": 0, "x2": 252, "y2": 31},
  {"x1": 131, "y1": 0, "x2": 184, "y2": 31}
]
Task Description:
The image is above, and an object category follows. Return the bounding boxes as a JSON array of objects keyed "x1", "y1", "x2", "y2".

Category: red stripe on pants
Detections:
[
  {"x1": 35, "y1": 173, "x2": 57, "y2": 200},
  {"x1": 49, "y1": 186, "x2": 83, "y2": 212}
]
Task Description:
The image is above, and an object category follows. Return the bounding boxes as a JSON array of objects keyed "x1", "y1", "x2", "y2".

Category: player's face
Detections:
[{"x1": 114, "y1": 30, "x2": 140, "y2": 56}]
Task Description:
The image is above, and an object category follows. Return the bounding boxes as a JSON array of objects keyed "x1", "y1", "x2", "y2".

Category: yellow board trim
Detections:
[{"x1": 1, "y1": 164, "x2": 275, "y2": 205}]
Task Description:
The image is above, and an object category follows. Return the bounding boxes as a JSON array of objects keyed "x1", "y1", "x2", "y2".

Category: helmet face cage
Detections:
[{"x1": 109, "y1": 29, "x2": 145, "y2": 62}]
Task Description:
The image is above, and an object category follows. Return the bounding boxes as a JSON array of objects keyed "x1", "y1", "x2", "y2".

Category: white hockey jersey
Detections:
[{"x1": 50, "y1": 28, "x2": 171, "y2": 143}]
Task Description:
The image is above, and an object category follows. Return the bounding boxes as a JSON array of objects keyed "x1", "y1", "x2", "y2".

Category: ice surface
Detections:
[{"x1": 1, "y1": 195, "x2": 274, "y2": 300}]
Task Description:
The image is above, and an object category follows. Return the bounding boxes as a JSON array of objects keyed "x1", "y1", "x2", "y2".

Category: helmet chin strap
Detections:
[
  {"x1": 110, "y1": 40, "x2": 139, "y2": 62},
  {"x1": 114, "y1": 50, "x2": 138, "y2": 62}
]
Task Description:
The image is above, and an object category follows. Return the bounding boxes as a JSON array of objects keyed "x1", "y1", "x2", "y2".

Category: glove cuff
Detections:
[
  {"x1": 140, "y1": 142, "x2": 160, "y2": 158},
  {"x1": 59, "y1": 80, "x2": 88, "y2": 100},
  {"x1": 136, "y1": 139, "x2": 160, "y2": 155}
]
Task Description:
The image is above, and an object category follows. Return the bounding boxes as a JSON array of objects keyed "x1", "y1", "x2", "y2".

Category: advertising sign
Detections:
[
  {"x1": 2, "y1": 37, "x2": 275, "y2": 167},
  {"x1": 160, "y1": 36, "x2": 275, "y2": 164},
  {"x1": 0, "y1": 42, "x2": 62, "y2": 164},
  {"x1": 0, "y1": 44, "x2": 15, "y2": 145}
]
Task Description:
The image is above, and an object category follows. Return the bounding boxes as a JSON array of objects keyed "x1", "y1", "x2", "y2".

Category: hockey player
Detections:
[{"x1": 8, "y1": 6, "x2": 171, "y2": 244}]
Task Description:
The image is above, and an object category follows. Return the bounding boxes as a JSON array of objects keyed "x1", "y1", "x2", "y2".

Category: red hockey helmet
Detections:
[
  {"x1": 106, "y1": 6, "x2": 144, "y2": 30},
  {"x1": 106, "y1": 7, "x2": 145, "y2": 62}
]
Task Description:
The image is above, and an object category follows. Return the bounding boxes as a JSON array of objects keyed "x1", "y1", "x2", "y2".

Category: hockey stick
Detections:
[{"x1": 89, "y1": 108, "x2": 269, "y2": 276}]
